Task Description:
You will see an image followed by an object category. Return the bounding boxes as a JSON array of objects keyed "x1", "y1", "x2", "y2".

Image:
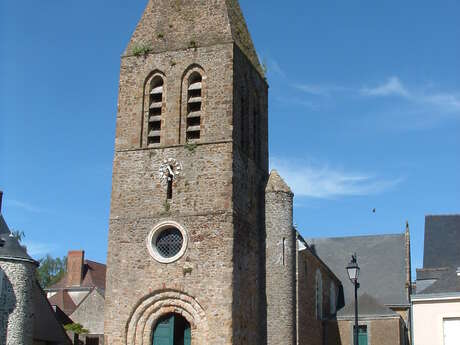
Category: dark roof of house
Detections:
[
  {"x1": 307, "y1": 234, "x2": 408, "y2": 307},
  {"x1": 337, "y1": 293, "x2": 398, "y2": 318},
  {"x1": 0, "y1": 215, "x2": 36, "y2": 263},
  {"x1": 417, "y1": 267, "x2": 460, "y2": 295},
  {"x1": 33, "y1": 282, "x2": 72, "y2": 345},
  {"x1": 423, "y1": 215, "x2": 460, "y2": 269},
  {"x1": 48, "y1": 290, "x2": 77, "y2": 315},
  {"x1": 49, "y1": 259, "x2": 106, "y2": 291}
]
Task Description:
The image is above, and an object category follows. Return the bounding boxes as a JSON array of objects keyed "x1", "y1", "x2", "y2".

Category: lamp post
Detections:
[{"x1": 346, "y1": 253, "x2": 360, "y2": 345}]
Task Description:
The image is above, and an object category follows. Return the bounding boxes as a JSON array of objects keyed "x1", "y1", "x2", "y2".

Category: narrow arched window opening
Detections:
[
  {"x1": 186, "y1": 72, "x2": 202, "y2": 141},
  {"x1": 282, "y1": 237, "x2": 286, "y2": 266},
  {"x1": 148, "y1": 76, "x2": 164, "y2": 146},
  {"x1": 167, "y1": 165, "x2": 173, "y2": 200},
  {"x1": 316, "y1": 269, "x2": 323, "y2": 320}
]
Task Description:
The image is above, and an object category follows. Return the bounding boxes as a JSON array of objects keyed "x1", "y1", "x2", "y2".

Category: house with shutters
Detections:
[
  {"x1": 46, "y1": 250, "x2": 106, "y2": 345},
  {"x1": 412, "y1": 215, "x2": 460, "y2": 345}
]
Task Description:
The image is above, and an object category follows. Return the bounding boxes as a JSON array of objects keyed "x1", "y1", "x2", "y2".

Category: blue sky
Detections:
[{"x1": 0, "y1": 0, "x2": 458, "y2": 278}]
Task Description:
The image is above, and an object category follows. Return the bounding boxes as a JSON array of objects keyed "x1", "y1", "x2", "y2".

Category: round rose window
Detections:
[
  {"x1": 155, "y1": 228, "x2": 183, "y2": 258},
  {"x1": 147, "y1": 221, "x2": 188, "y2": 263}
]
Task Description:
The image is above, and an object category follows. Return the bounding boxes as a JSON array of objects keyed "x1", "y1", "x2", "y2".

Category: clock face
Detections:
[{"x1": 158, "y1": 158, "x2": 182, "y2": 184}]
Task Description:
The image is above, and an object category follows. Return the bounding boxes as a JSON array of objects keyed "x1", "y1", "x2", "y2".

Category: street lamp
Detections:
[{"x1": 346, "y1": 253, "x2": 360, "y2": 345}]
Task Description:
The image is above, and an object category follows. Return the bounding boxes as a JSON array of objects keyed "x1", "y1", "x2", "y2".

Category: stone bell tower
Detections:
[{"x1": 104, "y1": 0, "x2": 268, "y2": 344}]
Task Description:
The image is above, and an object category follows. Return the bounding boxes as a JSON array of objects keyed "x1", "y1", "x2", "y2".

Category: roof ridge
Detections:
[{"x1": 309, "y1": 233, "x2": 405, "y2": 241}]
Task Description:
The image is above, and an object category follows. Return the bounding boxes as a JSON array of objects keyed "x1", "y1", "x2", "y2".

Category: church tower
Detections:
[{"x1": 104, "y1": 1, "x2": 268, "y2": 344}]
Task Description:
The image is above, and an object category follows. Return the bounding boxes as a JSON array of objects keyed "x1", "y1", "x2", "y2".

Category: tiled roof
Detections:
[
  {"x1": 307, "y1": 234, "x2": 408, "y2": 307},
  {"x1": 49, "y1": 259, "x2": 106, "y2": 290},
  {"x1": 423, "y1": 215, "x2": 460, "y2": 269},
  {"x1": 48, "y1": 290, "x2": 77, "y2": 315}
]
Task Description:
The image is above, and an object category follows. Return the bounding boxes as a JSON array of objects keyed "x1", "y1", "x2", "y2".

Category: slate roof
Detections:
[
  {"x1": 337, "y1": 293, "x2": 398, "y2": 318},
  {"x1": 307, "y1": 234, "x2": 408, "y2": 307},
  {"x1": 48, "y1": 259, "x2": 106, "y2": 291},
  {"x1": 417, "y1": 267, "x2": 460, "y2": 295},
  {"x1": 423, "y1": 215, "x2": 460, "y2": 269},
  {"x1": 0, "y1": 215, "x2": 36, "y2": 263},
  {"x1": 33, "y1": 282, "x2": 72, "y2": 344}
]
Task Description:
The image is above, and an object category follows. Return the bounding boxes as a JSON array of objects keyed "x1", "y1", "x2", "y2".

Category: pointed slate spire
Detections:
[
  {"x1": 125, "y1": 0, "x2": 262, "y2": 74},
  {"x1": 266, "y1": 170, "x2": 293, "y2": 195},
  {"x1": 0, "y1": 215, "x2": 36, "y2": 264}
]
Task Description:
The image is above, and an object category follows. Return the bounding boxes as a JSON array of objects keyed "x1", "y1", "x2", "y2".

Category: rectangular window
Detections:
[{"x1": 444, "y1": 319, "x2": 460, "y2": 345}]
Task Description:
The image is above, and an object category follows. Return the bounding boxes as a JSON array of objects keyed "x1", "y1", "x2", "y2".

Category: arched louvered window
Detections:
[
  {"x1": 147, "y1": 76, "x2": 164, "y2": 146},
  {"x1": 316, "y1": 269, "x2": 323, "y2": 320},
  {"x1": 186, "y1": 72, "x2": 202, "y2": 141}
]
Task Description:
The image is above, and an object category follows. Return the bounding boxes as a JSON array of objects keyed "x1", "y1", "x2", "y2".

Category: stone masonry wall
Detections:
[
  {"x1": 265, "y1": 188, "x2": 296, "y2": 345},
  {"x1": 70, "y1": 288, "x2": 105, "y2": 336},
  {"x1": 105, "y1": 142, "x2": 235, "y2": 345},
  {"x1": 231, "y1": 44, "x2": 268, "y2": 345},
  {"x1": 297, "y1": 249, "x2": 341, "y2": 345},
  {"x1": 331, "y1": 317, "x2": 402, "y2": 345},
  {"x1": 105, "y1": 40, "x2": 267, "y2": 345},
  {"x1": 0, "y1": 260, "x2": 35, "y2": 345}
]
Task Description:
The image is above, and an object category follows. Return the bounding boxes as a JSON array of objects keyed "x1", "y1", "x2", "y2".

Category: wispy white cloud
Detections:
[
  {"x1": 8, "y1": 200, "x2": 47, "y2": 213},
  {"x1": 361, "y1": 76, "x2": 409, "y2": 97},
  {"x1": 270, "y1": 157, "x2": 403, "y2": 199},
  {"x1": 361, "y1": 76, "x2": 460, "y2": 114}
]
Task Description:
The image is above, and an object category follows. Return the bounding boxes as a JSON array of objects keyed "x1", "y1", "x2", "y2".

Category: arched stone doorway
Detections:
[
  {"x1": 126, "y1": 290, "x2": 208, "y2": 345},
  {"x1": 153, "y1": 313, "x2": 191, "y2": 345}
]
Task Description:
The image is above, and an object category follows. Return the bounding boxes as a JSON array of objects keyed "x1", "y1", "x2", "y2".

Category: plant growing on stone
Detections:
[
  {"x1": 132, "y1": 43, "x2": 153, "y2": 57},
  {"x1": 184, "y1": 142, "x2": 197, "y2": 153},
  {"x1": 64, "y1": 323, "x2": 89, "y2": 334},
  {"x1": 163, "y1": 200, "x2": 171, "y2": 213},
  {"x1": 189, "y1": 40, "x2": 197, "y2": 50}
]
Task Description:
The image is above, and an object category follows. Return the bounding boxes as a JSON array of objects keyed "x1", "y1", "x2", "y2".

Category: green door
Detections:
[
  {"x1": 153, "y1": 315, "x2": 174, "y2": 345},
  {"x1": 184, "y1": 325, "x2": 191, "y2": 345},
  {"x1": 358, "y1": 326, "x2": 368, "y2": 345},
  {"x1": 153, "y1": 314, "x2": 191, "y2": 345}
]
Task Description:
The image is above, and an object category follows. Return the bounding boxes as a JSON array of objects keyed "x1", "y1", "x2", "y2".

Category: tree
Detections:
[
  {"x1": 11, "y1": 229, "x2": 25, "y2": 242},
  {"x1": 37, "y1": 255, "x2": 67, "y2": 288},
  {"x1": 64, "y1": 323, "x2": 89, "y2": 345}
]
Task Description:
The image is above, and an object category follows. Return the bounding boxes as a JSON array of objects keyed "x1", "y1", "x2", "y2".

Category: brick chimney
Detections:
[{"x1": 67, "y1": 250, "x2": 85, "y2": 286}]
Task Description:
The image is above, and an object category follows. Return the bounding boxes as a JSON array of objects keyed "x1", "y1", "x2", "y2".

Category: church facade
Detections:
[
  {"x1": 104, "y1": 2, "x2": 407, "y2": 345},
  {"x1": 104, "y1": 1, "x2": 270, "y2": 344}
]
